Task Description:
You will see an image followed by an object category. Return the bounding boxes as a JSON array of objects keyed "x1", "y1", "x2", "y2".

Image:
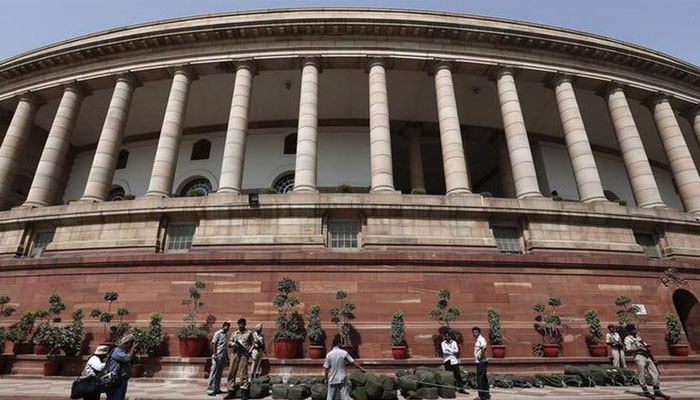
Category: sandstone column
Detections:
[
  {"x1": 405, "y1": 128, "x2": 425, "y2": 192},
  {"x1": 293, "y1": 58, "x2": 320, "y2": 192},
  {"x1": 218, "y1": 62, "x2": 256, "y2": 194},
  {"x1": 494, "y1": 67, "x2": 541, "y2": 199},
  {"x1": 495, "y1": 136, "x2": 516, "y2": 198},
  {"x1": 81, "y1": 73, "x2": 138, "y2": 202},
  {"x1": 598, "y1": 84, "x2": 664, "y2": 209},
  {"x1": 0, "y1": 93, "x2": 43, "y2": 210},
  {"x1": 549, "y1": 74, "x2": 606, "y2": 202},
  {"x1": 433, "y1": 62, "x2": 470, "y2": 195},
  {"x1": 24, "y1": 84, "x2": 89, "y2": 207},
  {"x1": 685, "y1": 106, "x2": 700, "y2": 152},
  {"x1": 367, "y1": 59, "x2": 395, "y2": 192},
  {"x1": 648, "y1": 94, "x2": 700, "y2": 213},
  {"x1": 146, "y1": 66, "x2": 196, "y2": 197}
]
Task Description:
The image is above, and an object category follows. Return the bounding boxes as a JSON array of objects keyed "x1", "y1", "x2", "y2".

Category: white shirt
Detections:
[
  {"x1": 81, "y1": 355, "x2": 105, "y2": 377},
  {"x1": 212, "y1": 329, "x2": 229, "y2": 359},
  {"x1": 441, "y1": 340, "x2": 459, "y2": 365},
  {"x1": 624, "y1": 334, "x2": 647, "y2": 353},
  {"x1": 605, "y1": 332, "x2": 622, "y2": 348},
  {"x1": 473, "y1": 335, "x2": 487, "y2": 363},
  {"x1": 323, "y1": 346, "x2": 354, "y2": 385}
]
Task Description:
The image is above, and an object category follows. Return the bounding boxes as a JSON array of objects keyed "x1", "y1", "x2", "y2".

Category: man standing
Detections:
[
  {"x1": 207, "y1": 321, "x2": 230, "y2": 396},
  {"x1": 472, "y1": 327, "x2": 490, "y2": 400},
  {"x1": 324, "y1": 334, "x2": 366, "y2": 400},
  {"x1": 440, "y1": 329, "x2": 468, "y2": 394},
  {"x1": 606, "y1": 324, "x2": 626, "y2": 368},
  {"x1": 224, "y1": 318, "x2": 253, "y2": 400},
  {"x1": 251, "y1": 323, "x2": 265, "y2": 379},
  {"x1": 105, "y1": 334, "x2": 138, "y2": 400},
  {"x1": 624, "y1": 324, "x2": 671, "y2": 400}
]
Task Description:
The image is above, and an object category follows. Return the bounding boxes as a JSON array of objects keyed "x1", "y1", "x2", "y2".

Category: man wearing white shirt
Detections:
[
  {"x1": 440, "y1": 329, "x2": 468, "y2": 394},
  {"x1": 324, "y1": 334, "x2": 366, "y2": 400},
  {"x1": 472, "y1": 327, "x2": 490, "y2": 400}
]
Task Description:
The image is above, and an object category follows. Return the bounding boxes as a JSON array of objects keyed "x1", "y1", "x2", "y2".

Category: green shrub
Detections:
[
  {"x1": 583, "y1": 309, "x2": 603, "y2": 345},
  {"x1": 91, "y1": 291, "x2": 130, "y2": 343},
  {"x1": 329, "y1": 290, "x2": 355, "y2": 345},
  {"x1": 487, "y1": 307, "x2": 503, "y2": 345},
  {"x1": 260, "y1": 187, "x2": 278, "y2": 194},
  {"x1": 429, "y1": 289, "x2": 460, "y2": 339},
  {"x1": 0, "y1": 296, "x2": 17, "y2": 346},
  {"x1": 307, "y1": 304, "x2": 324, "y2": 346},
  {"x1": 7, "y1": 311, "x2": 36, "y2": 344},
  {"x1": 59, "y1": 309, "x2": 84, "y2": 355},
  {"x1": 410, "y1": 188, "x2": 427, "y2": 195},
  {"x1": 534, "y1": 297, "x2": 566, "y2": 345},
  {"x1": 273, "y1": 277, "x2": 305, "y2": 341},
  {"x1": 336, "y1": 184, "x2": 353, "y2": 193},
  {"x1": 391, "y1": 312, "x2": 406, "y2": 346},
  {"x1": 665, "y1": 313, "x2": 683, "y2": 345},
  {"x1": 133, "y1": 312, "x2": 163, "y2": 357},
  {"x1": 123, "y1": 194, "x2": 136, "y2": 200}
]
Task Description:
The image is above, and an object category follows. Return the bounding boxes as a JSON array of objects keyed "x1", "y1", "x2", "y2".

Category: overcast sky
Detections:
[{"x1": 1, "y1": 0, "x2": 699, "y2": 66}]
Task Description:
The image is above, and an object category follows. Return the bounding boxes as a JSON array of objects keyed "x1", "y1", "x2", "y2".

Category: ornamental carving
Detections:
[{"x1": 660, "y1": 268, "x2": 687, "y2": 288}]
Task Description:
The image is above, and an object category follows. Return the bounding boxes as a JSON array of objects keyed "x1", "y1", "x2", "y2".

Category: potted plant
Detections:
[
  {"x1": 59, "y1": 309, "x2": 84, "y2": 357},
  {"x1": 273, "y1": 277, "x2": 305, "y2": 359},
  {"x1": 487, "y1": 307, "x2": 506, "y2": 358},
  {"x1": 336, "y1": 184, "x2": 353, "y2": 193},
  {"x1": 34, "y1": 294, "x2": 66, "y2": 355},
  {"x1": 132, "y1": 312, "x2": 163, "y2": 376},
  {"x1": 429, "y1": 289, "x2": 462, "y2": 356},
  {"x1": 615, "y1": 295, "x2": 650, "y2": 350},
  {"x1": 176, "y1": 281, "x2": 209, "y2": 357},
  {"x1": 391, "y1": 311, "x2": 408, "y2": 359},
  {"x1": 330, "y1": 290, "x2": 356, "y2": 355},
  {"x1": 307, "y1": 304, "x2": 325, "y2": 359},
  {"x1": 665, "y1": 313, "x2": 689, "y2": 356},
  {"x1": 8, "y1": 311, "x2": 36, "y2": 355},
  {"x1": 0, "y1": 295, "x2": 17, "y2": 355},
  {"x1": 90, "y1": 291, "x2": 130, "y2": 346},
  {"x1": 583, "y1": 309, "x2": 607, "y2": 357},
  {"x1": 533, "y1": 297, "x2": 566, "y2": 357}
]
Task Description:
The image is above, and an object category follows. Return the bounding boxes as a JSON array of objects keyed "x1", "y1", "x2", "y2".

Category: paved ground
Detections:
[{"x1": 0, "y1": 377, "x2": 698, "y2": 400}]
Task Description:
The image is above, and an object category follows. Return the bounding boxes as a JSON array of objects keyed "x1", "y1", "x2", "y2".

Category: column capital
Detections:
[
  {"x1": 115, "y1": 72, "x2": 142, "y2": 88},
  {"x1": 169, "y1": 65, "x2": 199, "y2": 81},
  {"x1": 595, "y1": 81, "x2": 626, "y2": 98},
  {"x1": 365, "y1": 57, "x2": 391, "y2": 72},
  {"x1": 544, "y1": 72, "x2": 576, "y2": 90},
  {"x1": 63, "y1": 81, "x2": 92, "y2": 98},
  {"x1": 642, "y1": 91, "x2": 672, "y2": 110},
  {"x1": 300, "y1": 56, "x2": 322, "y2": 72},
  {"x1": 427, "y1": 60, "x2": 455, "y2": 76},
  {"x1": 18, "y1": 91, "x2": 46, "y2": 107},
  {"x1": 489, "y1": 64, "x2": 520, "y2": 81}
]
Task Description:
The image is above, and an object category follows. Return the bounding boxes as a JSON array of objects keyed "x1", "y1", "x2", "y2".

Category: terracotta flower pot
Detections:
[
  {"x1": 131, "y1": 363, "x2": 144, "y2": 377},
  {"x1": 588, "y1": 344, "x2": 608, "y2": 357},
  {"x1": 274, "y1": 339, "x2": 300, "y2": 359},
  {"x1": 12, "y1": 342, "x2": 34, "y2": 355},
  {"x1": 179, "y1": 337, "x2": 207, "y2": 357},
  {"x1": 43, "y1": 361, "x2": 60, "y2": 376},
  {"x1": 668, "y1": 344, "x2": 689, "y2": 356},
  {"x1": 308, "y1": 345, "x2": 325, "y2": 359},
  {"x1": 542, "y1": 344, "x2": 560, "y2": 357},
  {"x1": 391, "y1": 346, "x2": 409, "y2": 360},
  {"x1": 491, "y1": 345, "x2": 506, "y2": 358},
  {"x1": 34, "y1": 344, "x2": 52, "y2": 355}
]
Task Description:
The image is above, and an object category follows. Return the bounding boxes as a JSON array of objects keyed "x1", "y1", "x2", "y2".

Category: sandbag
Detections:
[
  {"x1": 365, "y1": 375, "x2": 384, "y2": 399},
  {"x1": 563, "y1": 366, "x2": 595, "y2": 387},
  {"x1": 535, "y1": 374, "x2": 566, "y2": 388},
  {"x1": 303, "y1": 376, "x2": 325, "y2": 385},
  {"x1": 435, "y1": 372, "x2": 455, "y2": 386},
  {"x1": 350, "y1": 371, "x2": 367, "y2": 387},
  {"x1": 562, "y1": 375, "x2": 584, "y2": 388},
  {"x1": 381, "y1": 391, "x2": 398, "y2": 400},
  {"x1": 351, "y1": 387, "x2": 368, "y2": 400},
  {"x1": 404, "y1": 390, "x2": 422, "y2": 400},
  {"x1": 415, "y1": 370, "x2": 437, "y2": 385},
  {"x1": 438, "y1": 386, "x2": 456, "y2": 399},
  {"x1": 272, "y1": 384, "x2": 289, "y2": 399},
  {"x1": 253, "y1": 375, "x2": 271, "y2": 384},
  {"x1": 288, "y1": 376, "x2": 303, "y2": 385},
  {"x1": 311, "y1": 384, "x2": 327, "y2": 400},
  {"x1": 491, "y1": 375, "x2": 513, "y2": 389},
  {"x1": 270, "y1": 376, "x2": 284, "y2": 385},
  {"x1": 396, "y1": 369, "x2": 413, "y2": 378},
  {"x1": 288, "y1": 385, "x2": 310, "y2": 400},
  {"x1": 250, "y1": 383, "x2": 271, "y2": 399},
  {"x1": 379, "y1": 375, "x2": 397, "y2": 391},
  {"x1": 398, "y1": 374, "x2": 420, "y2": 391},
  {"x1": 504, "y1": 375, "x2": 533, "y2": 389},
  {"x1": 416, "y1": 387, "x2": 438, "y2": 399}
]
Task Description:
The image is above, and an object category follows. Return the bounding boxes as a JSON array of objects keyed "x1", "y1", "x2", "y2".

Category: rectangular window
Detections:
[
  {"x1": 30, "y1": 231, "x2": 54, "y2": 258},
  {"x1": 166, "y1": 224, "x2": 195, "y2": 252},
  {"x1": 493, "y1": 227, "x2": 522, "y2": 254},
  {"x1": 634, "y1": 232, "x2": 660, "y2": 258},
  {"x1": 328, "y1": 220, "x2": 358, "y2": 249}
]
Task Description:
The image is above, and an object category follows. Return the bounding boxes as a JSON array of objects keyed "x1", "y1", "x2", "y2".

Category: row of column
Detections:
[{"x1": 2, "y1": 60, "x2": 700, "y2": 214}]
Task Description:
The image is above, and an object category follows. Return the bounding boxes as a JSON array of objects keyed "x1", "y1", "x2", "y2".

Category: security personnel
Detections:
[
  {"x1": 224, "y1": 318, "x2": 253, "y2": 400},
  {"x1": 624, "y1": 324, "x2": 670, "y2": 400},
  {"x1": 251, "y1": 323, "x2": 265, "y2": 379},
  {"x1": 605, "y1": 324, "x2": 626, "y2": 368}
]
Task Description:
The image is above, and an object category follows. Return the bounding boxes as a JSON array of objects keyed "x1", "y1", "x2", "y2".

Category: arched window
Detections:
[
  {"x1": 604, "y1": 190, "x2": 620, "y2": 202},
  {"x1": 108, "y1": 186, "x2": 125, "y2": 201},
  {"x1": 284, "y1": 133, "x2": 297, "y2": 155},
  {"x1": 191, "y1": 139, "x2": 211, "y2": 160},
  {"x1": 180, "y1": 178, "x2": 212, "y2": 197},
  {"x1": 274, "y1": 173, "x2": 295, "y2": 194},
  {"x1": 116, "y1": 150, "x2": 129, "y2": 170}
]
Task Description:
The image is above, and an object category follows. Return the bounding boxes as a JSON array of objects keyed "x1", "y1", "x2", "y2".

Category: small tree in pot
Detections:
[
  {"x1": 0, "y1": 296, "x2": 17, "y2": 355},
  {"x1": 273, "y1": 277, "x2": 305, "y2": 359},
  {"x1": 391, "y1": 311, "x2": 408, "y2": 359},
  {"x1": 487, "y1": 307, "x2": 506, "y2": 358},
  {"x1": 329, "y1": 290, "x2": 356, "y2": 355},
  {"x1": 59, "y1": 309, "x2": 84, "y2": 357},
  {"x1": 307, "y1": 304, "x2": 325, "y2": 359},
  {"x1": 34, "y1": 294, "x2": 66, "y2": 355},
  {"x1": 583, "y1": 309, "x2": 606, "y2": 357},
  {"x1": 429, "y1": 289, "x2": 461, "y2": 356},
  {"x1": 665, "y1": 313, "x2": 689, "y2": 356},
  {"x1": 90, "y1": 291, "x2": 130, "y2": 345},
  {"x1": 132, "y1": 312, "x2": 163, "y2": 376},
  {"x1": 176, "y1": 281, "x2": 209, "y2": 357},
  {"x1": 533, "y1": 297, "x2": 567, "y2": 357},
  {"x1": 7, "y1": 311, "x2": 36, "y2": 354}
]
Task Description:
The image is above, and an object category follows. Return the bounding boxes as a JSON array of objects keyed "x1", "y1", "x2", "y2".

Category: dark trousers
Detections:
[
  {"x1": 443, "y1": 361, "x2": 465, "y2": 387},
  {"x1": 476, "y1": 361, "x2": 490, "y2": 399}
]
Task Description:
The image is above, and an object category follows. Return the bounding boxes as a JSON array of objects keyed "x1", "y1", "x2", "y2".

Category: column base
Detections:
[
  {"x1": 79, "y1": 196, "x2": 104, "y2": 203},
  {"x1": 293, "y1": 186, "x2": 319, "y2": 193},
  {"x1": 516, "y1": 192, "x2": 543, "y2": 199},
  {"x1": 639, "y1": 201, "x2": 667, "y2": 209},
  {"x1": 16, "y1": 201, "x2": 47, "y2": 209},
  {"x1": 215, "y1": 188, "x2": 242, "y2": 195},
  {"x1": 581, "y1": 196, "x2": 609, "y2": 203},
  {"x1": 445, "y1": 188, "x2": 471, "y2": 196},
  {"x1": 370, "y1": 187, "x2": 400, "y2": 194},
  {"x1": 144, "y1": 191, "x2": 171, "y2": 198}
]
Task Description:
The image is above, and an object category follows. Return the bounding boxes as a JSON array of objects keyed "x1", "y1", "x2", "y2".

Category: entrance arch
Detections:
[{"x1": 673, "y1": 289, "x2": 700, "y2": 352}]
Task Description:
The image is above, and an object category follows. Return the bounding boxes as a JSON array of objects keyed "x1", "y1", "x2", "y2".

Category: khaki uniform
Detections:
[
  {"x1": 624, "y1": 334, "x2": 659, "y2": 390},
  {"x1": 605, "y1": 332, "x2": 626, "y2": 368},
  {"x1": 227, "y1": 329, "x2": 253, "y2": 390},
  {"x1": 250, "y1": 331, "x2": 265, "y2": 379}
]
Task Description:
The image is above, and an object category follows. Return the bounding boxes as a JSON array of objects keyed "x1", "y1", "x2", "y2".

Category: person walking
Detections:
[
  {"x1": 606, "y1": 324, "x2": 626, "y2": 368},
  {"x1": 105, "y1": 334, "x2": 138, "y2": 400},
  {"x1": 624, "y1": 324, "x2": 671, "y2": 400},
  {"x1": 77, "y1": 345, "x2": 110, "y2": 400},
  {"x1": 224, "y1": 318, "x2": 253, "y2": 400},
  {"x1": 440, "y1": 329, "x2": 468, "y2": 394},
  {"x1": 472, "y1": 327, "x2": 490, "y2": 400},
  {"x1": 207, "y1": 321, "x2": 231, "y2": 396},
  {"x1": 250, "y1": 323, "x2": 265, "y2": 379},
  {"x1": 323, "y1": 334, "x2": 365, "y2": 400}
]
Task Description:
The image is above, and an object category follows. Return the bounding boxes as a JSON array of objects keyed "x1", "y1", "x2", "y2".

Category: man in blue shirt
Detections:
[{"x1": 106, "y1": 334, "x2": 138, "y2": 400}]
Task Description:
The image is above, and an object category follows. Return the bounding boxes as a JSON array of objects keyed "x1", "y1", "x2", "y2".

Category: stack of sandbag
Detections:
[
  {"x1": 395, "y1": 367, "x2": 450, "y2": 400},
  {"x1": 502, "y1": 375, "x2": 538, "y2": 388},
  {"x1": 249, "y1": 375, "x2": 272, "y2": 399},
  {"x1": 533, "y1": 374, "x2": 584, "y2": 388},
  {"x1": 488, "y1": 375, "x2": 514, "y2": 389},
  {"x1": 270, "y1": 375, "x2": 324, "y2": 400},
  {"x1": 350, "y1": 371, "x2": 398, "y2": 400}
]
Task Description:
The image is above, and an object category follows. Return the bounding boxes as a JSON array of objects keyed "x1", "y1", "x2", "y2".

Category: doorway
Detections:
[{"x1": 673, "y1": 289, "x2": 700, "y2": 351}]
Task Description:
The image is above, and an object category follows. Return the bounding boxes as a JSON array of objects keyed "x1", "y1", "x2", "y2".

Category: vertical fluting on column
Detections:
[
  {"x1": 367, "y1": 59, "x2": 395, "y2": 192},
  {"x1": 81, "y1": 73, "x2": 138, "y2": 202},
  {"x1": 24, "y1": 84, "x2": 89, "y2": 207},
  {"x1": 598, "y1": 84, "x2": 664, "y2": 209},
  {"x1": 648, "y1": 93, "x2": 700, "y2": 214},
  {"x1": 494, "y1": 67, "x2": 541, "y2": 199},
  {"x1": 495, "y1": 136, "x2": 516, "y2": 198},
  {"x1": 549, "y1": 74, "x2": 606, "y2": 202},
  {"x1": 433, "y1": 62, "x2": 470, "y2": 195},
  {"x1": 405, "y1": 128, "x2": 426, "y2": 192},
  {"x1": 293, "y1": 58, "x2": 320, "y2": 192},
  {"x1": 218, "y1": 62, "x2": 256, "y2": 194},
  {"x1": 146, "y1": 66, "x2": 196, "y2": 197},
  {"x1": 0, "y1": 93, "x2": 43, "y2": 210}
]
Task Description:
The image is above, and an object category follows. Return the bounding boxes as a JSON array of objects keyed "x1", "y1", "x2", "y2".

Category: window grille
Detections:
[
  {"x1": 274, "y1": 174, "x2": 295, "y2": 193},
  {"x1": 30, "y1": 231, "x2": 54, "y2": 258},
  {"x1": 166, "y1": 224, "x2": 195, "y2": 252},
  {"x1": 284, "y1": 133, "x2": 297, "y2": 155},
  {"x1": 634, "y1": 232, "x2": 660, "y2": 258},
  {"x1": 109, "y1": 186, "x2": 125, "y2": 201},
  {"x1": 116, "y1": 150, "x2": 129, "y2": 170},
  {"x1": 191, "y1": 139, "x2": 211, "y2": 160},
  {"x1": 328, "y1": 221, "x2": 358, "y2": 249},
  {"x1": 493, "y1": 227, "x2": 522, "y2": 254},
  {"x1": 180, "y1": 178, "x2": 212, "y2": 197}
]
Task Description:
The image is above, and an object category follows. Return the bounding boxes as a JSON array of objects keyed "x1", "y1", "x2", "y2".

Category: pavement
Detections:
[{"x1": 0, "y1": 377, "x2": 698, "y2": 399}]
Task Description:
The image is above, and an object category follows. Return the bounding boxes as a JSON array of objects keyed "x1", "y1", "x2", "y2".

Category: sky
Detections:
[{"x1": 0, "y1": 0, "x2": 699, "y2": 66}]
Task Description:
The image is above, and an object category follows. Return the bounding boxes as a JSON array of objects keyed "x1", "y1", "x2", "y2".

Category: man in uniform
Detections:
[
  {"x1": 251, "y1": 323, "x2": 265, "y2": 379},
  {"x1": 624, "y1": 324, "x2": 671, "y2": 400},
  {"x1": 324, "y1": 334, "x2": 365, "y2": 400},
  {"x1": 225, "y1": 318, "x2": 254, "y2": 400},
  {"x1": 207, "y1": 321, "x2": 230, "y2": 396},
  {"x1": 605, "y1": 324, "x2": 626, "y2": 368}
]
